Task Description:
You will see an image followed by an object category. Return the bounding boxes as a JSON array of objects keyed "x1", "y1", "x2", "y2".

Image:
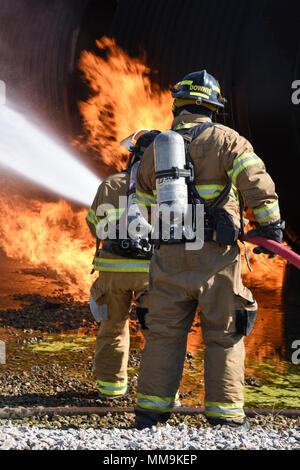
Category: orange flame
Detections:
[
  {"x1": 77, "y1": 36, "x2": 173, "y2": 174},
  {"x1": 0, "y1": 191, "x2": 95, "y2": 298}
]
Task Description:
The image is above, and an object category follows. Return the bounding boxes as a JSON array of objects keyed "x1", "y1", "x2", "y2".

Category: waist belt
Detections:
[
  {"x1": 102, "y1": 240, "x2": 153, "y2": 260},
  {"x1": 155, "y1": 227, "x2": 215, "y2": 246}
]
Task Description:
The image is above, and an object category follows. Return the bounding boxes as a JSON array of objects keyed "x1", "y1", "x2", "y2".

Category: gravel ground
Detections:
[{"x1": 0, "y1": 421, "x2": 299, "y2": 450}]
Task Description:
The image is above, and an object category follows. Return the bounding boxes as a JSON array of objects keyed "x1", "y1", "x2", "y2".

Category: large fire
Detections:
[
  {"x1": 76, "y1": 37, "x2": 172, "y2": 174},
  {"x1": 0, "y1": 36, "x2": 287, "y2": 305}
]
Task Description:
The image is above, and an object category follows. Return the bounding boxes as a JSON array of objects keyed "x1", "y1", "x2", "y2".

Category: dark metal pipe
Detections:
[{"x1": 0, "y1": 406, "x2": 299, "y2": 420}]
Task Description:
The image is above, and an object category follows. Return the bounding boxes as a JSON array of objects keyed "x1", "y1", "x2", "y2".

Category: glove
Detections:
[{"x1": 247, "y1": 220, "x2": 285, "y2": 259}]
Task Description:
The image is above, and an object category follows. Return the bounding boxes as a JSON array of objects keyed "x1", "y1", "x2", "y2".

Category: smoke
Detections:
[{"x1": 0, "y1": 105, "x2": 101, "y2": 207}]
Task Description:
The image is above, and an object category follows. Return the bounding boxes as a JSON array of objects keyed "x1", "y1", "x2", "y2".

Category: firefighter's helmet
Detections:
[
  {"x1": 133, "y1": 130, "x2": 161, "y2": 159},
  {"x1": 171, "y1": 70, "x2": 226, "y2": 110},
  {"x1": 120, "y1": 129, "x2": 161, "y2": 167}
]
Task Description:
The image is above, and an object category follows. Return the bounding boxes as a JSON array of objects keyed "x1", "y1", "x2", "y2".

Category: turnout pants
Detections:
[
  {"x1": 91, "y1": 271, "x2": 149, "y2": 397},
  {"x1": 136, "y1": 242, "x2": 257, "y2": 423}
]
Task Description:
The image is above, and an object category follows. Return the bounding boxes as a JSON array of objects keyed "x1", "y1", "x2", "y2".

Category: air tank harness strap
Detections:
[
  {"x1": 182, "y1": 123, "x2": 239, "y2": 246},
  {"x1": 101, "y1": 239, "x2": 153, "y2": 260},
  {"x1": 155, "y1": 166, "x2": 194, "y2": 182}
]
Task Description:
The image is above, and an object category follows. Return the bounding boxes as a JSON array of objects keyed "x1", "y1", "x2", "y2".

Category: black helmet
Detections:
[
  {"x1": 171, "y1": 70, "x2": 226, "y2": 109},
  {"x1": 133, "y1": 130, "x2": 161, "y2": 159},
  {"x1": 120, "y1": 129, "x2": 161, "y2": 168}
]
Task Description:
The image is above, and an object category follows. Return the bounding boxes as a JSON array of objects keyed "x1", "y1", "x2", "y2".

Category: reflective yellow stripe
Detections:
[
  {"x1": 93, "y1": 258, "x2": 150, "y2": 273},
  {"x1": 98, "y1": 380, "x2": 127, "y2": 388},
  {"x1": 194, "y1": 184, "x2": 237, "y2": 201},
  {"x1": 98, "y1": 380, "x2": 127, "y2": 396},
  {"x1": 174, "y1": 122, "x2": 198, "y2": 131},
  {"x1": 190, "y1": 92, "x2": 210, "y2": 99},
  {"x1": 105, "y1": 208, "x2": 125, "y2": 221},
  {"x1": 181, "y1": 80, "x2": 193, "y2": 85},
  {"x1": 87, "y1": 208, "x2": 124, "y2": 228},
  {"x1": 93, "y1": 209, "x2": 125, "y2": 232},
  {"x1": 228, "y1": 153, "x2": 261, "y2": 186},
  {"x1": 86, "y1": 208, "x2": 100, "y2": 228},
  {"x1": 136, "y1": 189, "x2": 156, "y2": 207},
  {"x1": 205, "y1": 401, "x2": 245, "y2": 418},
  {"x1": 137, "y1": 393, "x2": 178, "y2": 413},
  {"x1": 195, "y1": 184, "x2": 225, "y2": 200},
  {"x1": 106, "y1": 209, "x2": 124, "y2": 214},
  {"x1": 86, "y1": 214, "x2": 97, "y2": 228},
  {"x1": 253, "y1": 201, "x2": 280, "y2": 224},
  {"x1": 136, "y1": 190, "x2": 156, "y2": 200},
  {"x1": 212, "y1": 85, "x2": 221, "y2": 94}
]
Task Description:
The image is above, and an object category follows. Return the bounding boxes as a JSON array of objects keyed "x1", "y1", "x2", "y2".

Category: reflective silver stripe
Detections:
[
  {"x1": 136, "y1": 194, "x2": 156, "y2": 206},
  {"x1": 197, "y1": 189, "x2": 220, "y2": 195},
  {"x1": 100, "y1": 384, "x2": 126, "y2": 392},
  {"x1": 174, "y1": 123, "x2": 198, "y2": 130},
  {"x1": 254, "y1": 202, "x2": 280, "y2": 220},
  {"x1": 231, "y1": 154, "x2": 259, "y2": 173},
  {"x1": 228, "y1": 153, "x2": 261, "y2": 185},
  {"x1": 196, "y1": 187, "x2": 237, "y2": 200},
  {"x1": 88, "y1": 212, "x2": 97, "y2": 223},
  {"x1": 94, "y1": 261, "x2": 150, "y2": 269},
  {"x1": 205, "y1": 406, "x2": 244, "y2": 415},
  {"x1": 86, "y1": 210, "x2": 98, "y2": 227},
  {"x1": 138, "y1": 398, "x2": 177, "y2": 408}
]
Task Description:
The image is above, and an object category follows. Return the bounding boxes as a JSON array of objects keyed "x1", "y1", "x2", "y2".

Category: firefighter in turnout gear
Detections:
[
  {"x1": 134, "y1": 70, "x2": 284, "y2": 429},
  {"x1": 86, "y1": 129, "x2": 160, "y2": 399}
]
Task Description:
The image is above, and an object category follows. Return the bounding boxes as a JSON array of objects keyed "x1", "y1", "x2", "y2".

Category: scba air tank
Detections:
[
  {"x1": 154, "y1": 130, "x2": 188, "y2": 224},
  {"x1": 127, "y1": 161, "x2": 152, "y2": 240}
]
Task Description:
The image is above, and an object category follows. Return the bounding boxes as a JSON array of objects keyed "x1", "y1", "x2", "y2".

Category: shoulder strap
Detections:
[
  {"x1": 181, "y1": 123, "x2": 232, "y2": 208},
  {"x1": 182, "y1": 122, "x2": 215, "y2": 143}
]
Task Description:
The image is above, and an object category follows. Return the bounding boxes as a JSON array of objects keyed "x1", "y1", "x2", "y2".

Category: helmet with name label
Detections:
[{"x1": 171, "y1": 70, "x2": 226, "y2": 110}]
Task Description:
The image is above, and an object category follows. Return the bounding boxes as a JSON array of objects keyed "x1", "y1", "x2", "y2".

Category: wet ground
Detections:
[{"x1": 0, "y1": 248, "x2": 299, "y2": 429}]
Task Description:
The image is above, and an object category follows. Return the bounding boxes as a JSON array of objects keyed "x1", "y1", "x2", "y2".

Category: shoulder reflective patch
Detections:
[{"x1": 227, "y1": 153, "x2": 261, "y2": 186}]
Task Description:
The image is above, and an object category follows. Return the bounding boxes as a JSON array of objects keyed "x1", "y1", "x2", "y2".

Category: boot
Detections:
[
  {"x1": 134, "y1": 410, "x2": 170, "y2": 430},
  {"x1": 207, "y1": 416, "x2": 250, "y2": 431}
]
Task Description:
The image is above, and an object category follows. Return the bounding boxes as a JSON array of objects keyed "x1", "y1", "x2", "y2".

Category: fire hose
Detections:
[{"x1": 243, "y1": 234, "x2": 300, "y2": 269}]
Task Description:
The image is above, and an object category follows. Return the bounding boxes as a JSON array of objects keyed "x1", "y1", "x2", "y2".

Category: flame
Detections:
[
  {"x1": 0, "y1": 190, "x2": 95, "y2": 299},
  {"x1": 77, "y1": 36, "x2": 173, "y2": 174},
  {"x1": 241, "y1": 241, "x2": 287, "y2": 289}
]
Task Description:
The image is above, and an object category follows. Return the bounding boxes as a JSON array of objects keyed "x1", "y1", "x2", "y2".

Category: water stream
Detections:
[{"x1": 0, "y1": 105, "x2": 101, "y2": 206}]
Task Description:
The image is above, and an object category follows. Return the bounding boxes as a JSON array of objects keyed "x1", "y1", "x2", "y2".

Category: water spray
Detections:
[{"x1": 0, "y1": 105, "x2": 101, "y2": 206}]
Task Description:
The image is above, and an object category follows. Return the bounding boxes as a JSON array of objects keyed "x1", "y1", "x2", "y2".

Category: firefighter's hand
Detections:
[
  {"x1": 252, "y1": 245, "x2": 276, "y2": 259},
  {"x1": 247, "y1": 220, "x2": 285, "y2": 259}
]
